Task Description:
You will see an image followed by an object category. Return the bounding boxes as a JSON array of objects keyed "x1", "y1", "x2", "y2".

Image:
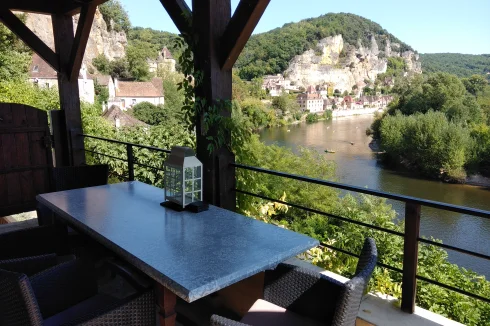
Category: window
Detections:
[
  {"x1": 45, "y1": 83, "x2": 50, "y2": 88},
  {"x1": 132, "y1": 99, "x2": 137, "y2": 104},
  {"x1": 33, "y1": 65, "x2": 39, "y2": 72}
]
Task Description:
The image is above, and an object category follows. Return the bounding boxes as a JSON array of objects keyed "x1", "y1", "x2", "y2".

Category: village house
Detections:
[
  {"x1": 261, "y1": 74, "x2": 291, "y2": 96},
  {"x1": 148, "y1": 47, "x2": 176, "y2": 74},
  {"x1": 297, "y1": 93, "x2": 324, "y2": 113},
  {"x1": 28, "y1": 54, "x2": 95, "y2": 103},
  {"x1": 342, "y1": 96, "x2": 355, "y2": 109},
  {"x1": 102, "y1": 105, "x2": 147, "y2": 129},
  {"x1": 107, "y1": 77, "x2": 165, "y2": 110}
]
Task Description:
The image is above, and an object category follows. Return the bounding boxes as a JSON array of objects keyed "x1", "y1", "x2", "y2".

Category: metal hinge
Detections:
[{"x1": 42, "y1": 135, "x2": 55, "y2": 148}]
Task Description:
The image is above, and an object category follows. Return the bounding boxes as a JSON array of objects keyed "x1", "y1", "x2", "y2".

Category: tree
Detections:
[
  {"x1": 126, "y1": 41, "x2": 152, "y2": 81},
  {"x1": 92, "y1": 54, "x2": 111, "y2": 74},
  {"x1": 109, "y1": 58, "x2": 131, "y2": 79},
  {"x1": 0, "y1": 15, "x2": 31, "y2": 81},
  {"x1": 462, "y1": 75, "x2": 488, "y2": 96},
  {"x1": 99, "y1": 0, "x2": 131, "y2": 33}
]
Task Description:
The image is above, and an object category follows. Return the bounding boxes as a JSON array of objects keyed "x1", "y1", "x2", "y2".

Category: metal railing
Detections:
[
  {"x1": 81, "y1": 134, "x2": 490, "y2": 313},
  {"x1": 82, "y1": 134, "x2": 170, "y2": 181},
  {"x1": 231, "y1": 163, "x2": 490, "y2": 313}
]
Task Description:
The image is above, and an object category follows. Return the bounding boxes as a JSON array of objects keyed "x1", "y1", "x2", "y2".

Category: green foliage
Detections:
[
  {"x1": 271, "y1": 94, "x2": 299, "y2": 115},
  {"x1": 379, "y1": 111, "x2": 471, "y2": 180},
  {"x1": 0, "y1": 81, "x2": 59, "y2": 111},
  {"x1": 129, "y1": 27, "x2": 182, "y2": 65},
  {"x1": 420, "y1": 53, "x2": 490, "y2": 80},
  {"x1": 99, "y1": 0, "x2": 131, "y2": 33},
  {"x1": 239, "y1": 98, "x2": 272, "y2": 129},
  {"x1": 126, "y1": 40, "x2": 153, "y2": 81},
  {"x1": 306, "y1": 113, "x2": 319, "y2": 123},
  {"x1": 0, "y1": 15, "x2": 31, "y2": 81},
  {"x1": 462, "y1": 75, "x2": 488, "y2": 96},
  {"x1": 94, "y1": 80, "x2": 109, "y2": 104},
  {"x1": 92, "y1": 54, "x2": 111, "y2": 75},
  {"x1": 236, "y1": 13, "x2": 413, "y2": 80}
]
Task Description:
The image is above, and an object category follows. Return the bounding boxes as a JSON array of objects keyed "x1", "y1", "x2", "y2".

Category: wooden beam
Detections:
[
  {"x1": 0, "y1": 9, "x2": 60, "y2": 72},
  {"x1": 220, "y1": 0, "x2": 270, "y2": 70},
  {"x1": 62, "y1": 0, "x2": 109, "y2": 16},
  {"x1": 158, "y1": 0, "x2": 192, "y2": 36},
  {"x1": 52, "y1": 13, "x2": 85, "y2": 166},
  {"x1": 68, "y1": 3, "x2": 97, "y2": 81},
  {"x1": 193, "y1": 0, "x2": 235, "y2": 210},
  {"x1": 1, "y1": 0, "x2": 61, "y2": 15}
]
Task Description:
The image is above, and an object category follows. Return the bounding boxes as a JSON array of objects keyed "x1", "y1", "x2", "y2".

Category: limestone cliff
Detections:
[
  {"x1": 284, "y1": 34, "x2": 422, "y2": 92},
  {"x1": 25, "y1": 9, "x2": 127, "y2": 67}
]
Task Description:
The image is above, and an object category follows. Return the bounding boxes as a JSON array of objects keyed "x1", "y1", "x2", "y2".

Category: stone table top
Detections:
[{"x1": 37, "y1": 181, "x2": 318, "y2": 302}]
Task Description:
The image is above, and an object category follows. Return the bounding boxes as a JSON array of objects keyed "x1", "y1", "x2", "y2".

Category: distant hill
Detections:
[
  {"x1": 420, "y1": 53, "x2": 490, "y2": 79},
  {"x1": 235, "y1": 13, "x2": 415, "y2": 80}
]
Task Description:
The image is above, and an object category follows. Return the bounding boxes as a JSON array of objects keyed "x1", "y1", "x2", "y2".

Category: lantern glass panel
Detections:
[
  {"x1": 185, "y1": 167, "x2": 193, "y2": 180},
  {"x1": 194, "y1": 166, "x2": 201, "y2": 178},
  {"x1": 185, "y1": 180, "x2": 193, "y2": 193},
  {"x1": 194, "y1": 179, "x2": 201, "y2": 191},
  {"x1": 194, "y1": 191, "x2": 201, "y2": 201},
  {"x1": 185, "y1": 193, "x2": 193, "y2": 205}
]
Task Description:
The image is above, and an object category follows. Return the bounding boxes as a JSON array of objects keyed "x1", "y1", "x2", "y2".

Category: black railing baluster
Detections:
[{"x1": 127, "y1": 144, "x2": 134, "y2": 181}]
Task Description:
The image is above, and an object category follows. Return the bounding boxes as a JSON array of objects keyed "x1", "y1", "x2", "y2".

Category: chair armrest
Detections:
[
  {"x1": 211, "y1": 315, "x2": 251, "y2": 326},
  {"x1": 0, "y1": 254, "x2": 58, "y2": 276},
  {"x1": 264, "y1": 263, "x2": 344, "y2": 324},
  {"x1": 29, "y1": 259, "x2": 98, "y2": 318}
]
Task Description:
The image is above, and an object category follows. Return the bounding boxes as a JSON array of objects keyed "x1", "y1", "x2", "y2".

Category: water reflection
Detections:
[{"x1": 260, "y1": 115, "x2": 490, "y2": 277}]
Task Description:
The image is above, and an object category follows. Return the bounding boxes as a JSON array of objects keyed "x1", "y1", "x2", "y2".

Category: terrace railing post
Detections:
[
  {"x1": 401, "y1": 202, "x2": 421, "y2": 313},
  {"x1": 126, "y1": 144, "x2": 135, "y2": 181}
]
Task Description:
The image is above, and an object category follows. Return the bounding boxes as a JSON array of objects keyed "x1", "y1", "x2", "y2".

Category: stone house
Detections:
[
  {"x1": 343, "y1": 96, "x2": 354, "y2": 109},
  {"x1": 28, "y1": 54, "x2": 95, "y2": 103},
  {"x1": 262, "y1": 74, "x2": 291, "y2": 96},
  {"x1": 148, "y1": 47, "x2": 177, "y2": 73},
  {"x1": 107, "y1": 77, "x2": 164, "y2": 110},
  {"x1": 297, "y1": 93, "x2": 324, "y2": 113}
]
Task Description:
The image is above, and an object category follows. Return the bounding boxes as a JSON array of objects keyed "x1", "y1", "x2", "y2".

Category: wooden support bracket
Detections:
[
  {"x1": 0, "y1": 9, "x2": 59, "y2": 72},
  {"x1": 220, "y1": 0, "x2": 270, "y2": 70}
]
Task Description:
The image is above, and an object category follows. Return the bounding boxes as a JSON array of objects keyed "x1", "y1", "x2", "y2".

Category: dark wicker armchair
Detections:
[
  {"x1": 0, "y1": 257, "x2": 155, "y2": 326},
  {"x1": 0, "y1": 225, "x2": 68, "y2": 260},
  {"x1": 37, "y1": 164, "x2": 109, "y2": 226},
  {"x1": 211, "y1": 237, "x2": 377, "y2": 326}
]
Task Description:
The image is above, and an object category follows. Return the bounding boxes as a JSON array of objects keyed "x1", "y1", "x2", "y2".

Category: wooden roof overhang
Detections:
[{"x1": 0, "y1": 0, "x2": 109, "y2": 80}]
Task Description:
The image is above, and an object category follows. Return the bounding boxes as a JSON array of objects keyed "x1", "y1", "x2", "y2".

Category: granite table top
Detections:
[{"x1": 36, "y1": 181, "x2": 319, "y2": 302}]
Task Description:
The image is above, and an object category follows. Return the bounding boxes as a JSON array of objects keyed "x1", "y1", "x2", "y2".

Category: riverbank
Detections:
[{"x1": 259, "y1": 116, "x2": 490, "y2": 278}]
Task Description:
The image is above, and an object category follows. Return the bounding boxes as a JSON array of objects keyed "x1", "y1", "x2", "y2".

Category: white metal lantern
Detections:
[{"x1": 163, "y1": 147, "x2": 203, "y2": 208}]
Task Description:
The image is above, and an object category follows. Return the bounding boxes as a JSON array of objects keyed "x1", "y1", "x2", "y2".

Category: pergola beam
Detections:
[
  {"x1": 0, "y1": 9, "x2": 60, "y2": 72},
  {"x1": 158, "y1": 0, "x2": 192, "y2": 36},
  {"x1": 1, "y1": 0, "x2": 108, "y2": 15},
  {"x1": 220, "y1": 0, "x2": 270, "y2": 70},
  {"x1": 68, "y1": 3, "x2": 97, "y2": 81}
]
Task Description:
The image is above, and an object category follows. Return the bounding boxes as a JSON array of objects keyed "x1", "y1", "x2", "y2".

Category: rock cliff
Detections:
[
  {"x1": 284, "y1": 34, "x2": 422, "y2": 92},
  {"x1": 25, "y1": 9, "x2": 127, "y2": 67}
]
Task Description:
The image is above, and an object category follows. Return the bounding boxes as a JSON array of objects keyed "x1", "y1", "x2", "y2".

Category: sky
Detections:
[{"x1": 121, "y1": 0, "x2": 490, "y2": 54}]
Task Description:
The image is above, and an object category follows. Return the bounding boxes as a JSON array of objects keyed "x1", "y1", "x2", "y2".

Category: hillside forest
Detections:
[{"x1": 0, "y1": 1, "x2": 489, "y2": 324}]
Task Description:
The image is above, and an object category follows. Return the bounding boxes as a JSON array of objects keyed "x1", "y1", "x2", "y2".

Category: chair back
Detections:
[
  {"x1": 331, "y1": 237, "x2": 377, "y2": 326},
  {"x1": 0, "y1": 269, "x2": 44, "y2": 326},
  {"x1": 51, "y1": 164, "x2": 109, "y2": 192}
]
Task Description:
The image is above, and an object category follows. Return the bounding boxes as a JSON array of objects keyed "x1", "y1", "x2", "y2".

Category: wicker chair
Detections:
[
  {"x1": 0, "y1": 257, "x2": 155, "y2": 326},
  {"x1": 37, "y1": 164, "x2": 109, "y2": 226},
  {"x1": 0, "y1": 225, "x2": 69, "y2": 260},
  {"x1": 211, "y1": 237, "x2": 377, "y2": 326}
]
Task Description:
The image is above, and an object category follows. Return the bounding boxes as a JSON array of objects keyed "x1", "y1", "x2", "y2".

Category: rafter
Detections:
[
  {"x1": 158, "y1": 0, "x2": 192, "y2": 36},
  {"x1": 0, "y1": 9, "x2": 59, "y2": 72},
  {"x1": 220, "y1": 0, "x2": 270, "y2": 70},
  {"x1": 68, "y1": 3, "x2": 97, "y2": 81}
]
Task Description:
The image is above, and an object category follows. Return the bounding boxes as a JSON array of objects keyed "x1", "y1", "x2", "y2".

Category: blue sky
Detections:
[{"x1": 121, "y1": 0, "x2": 490, "y2": 54}]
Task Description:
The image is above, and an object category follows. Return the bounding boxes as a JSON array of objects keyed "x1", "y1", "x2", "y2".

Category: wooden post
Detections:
[
  {"x1": 192, "y1": 0, "x2": 236, "y2": 210},
  {"x1": 401, "y1": 202, "x2": 421, "y2": 313},
  {"x1": 52, "y1": 13, "x2": 85, "y2": 166},
  {"x1": 156, "y1": 283, "x2": 177, "y2": 326}
]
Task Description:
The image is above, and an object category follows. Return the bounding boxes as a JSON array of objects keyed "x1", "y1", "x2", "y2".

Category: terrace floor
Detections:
[{"x1": 0, "y1": 217, "x2": 464, "y2": 326}]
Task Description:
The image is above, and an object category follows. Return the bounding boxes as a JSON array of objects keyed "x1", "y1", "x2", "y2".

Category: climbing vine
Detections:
[{"x1": 174, "y1": 35, "x2": 241, "y2": 154}]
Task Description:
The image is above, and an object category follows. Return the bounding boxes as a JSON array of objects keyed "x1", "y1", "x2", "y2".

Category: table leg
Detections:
[{"x1": 156, "y1": 283, "x2": 177, "y2": 326}]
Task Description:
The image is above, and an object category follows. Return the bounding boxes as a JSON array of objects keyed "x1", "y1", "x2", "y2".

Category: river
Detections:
[{"x1": 259, "y1": 115, "x2": 490, "y2": 278}]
